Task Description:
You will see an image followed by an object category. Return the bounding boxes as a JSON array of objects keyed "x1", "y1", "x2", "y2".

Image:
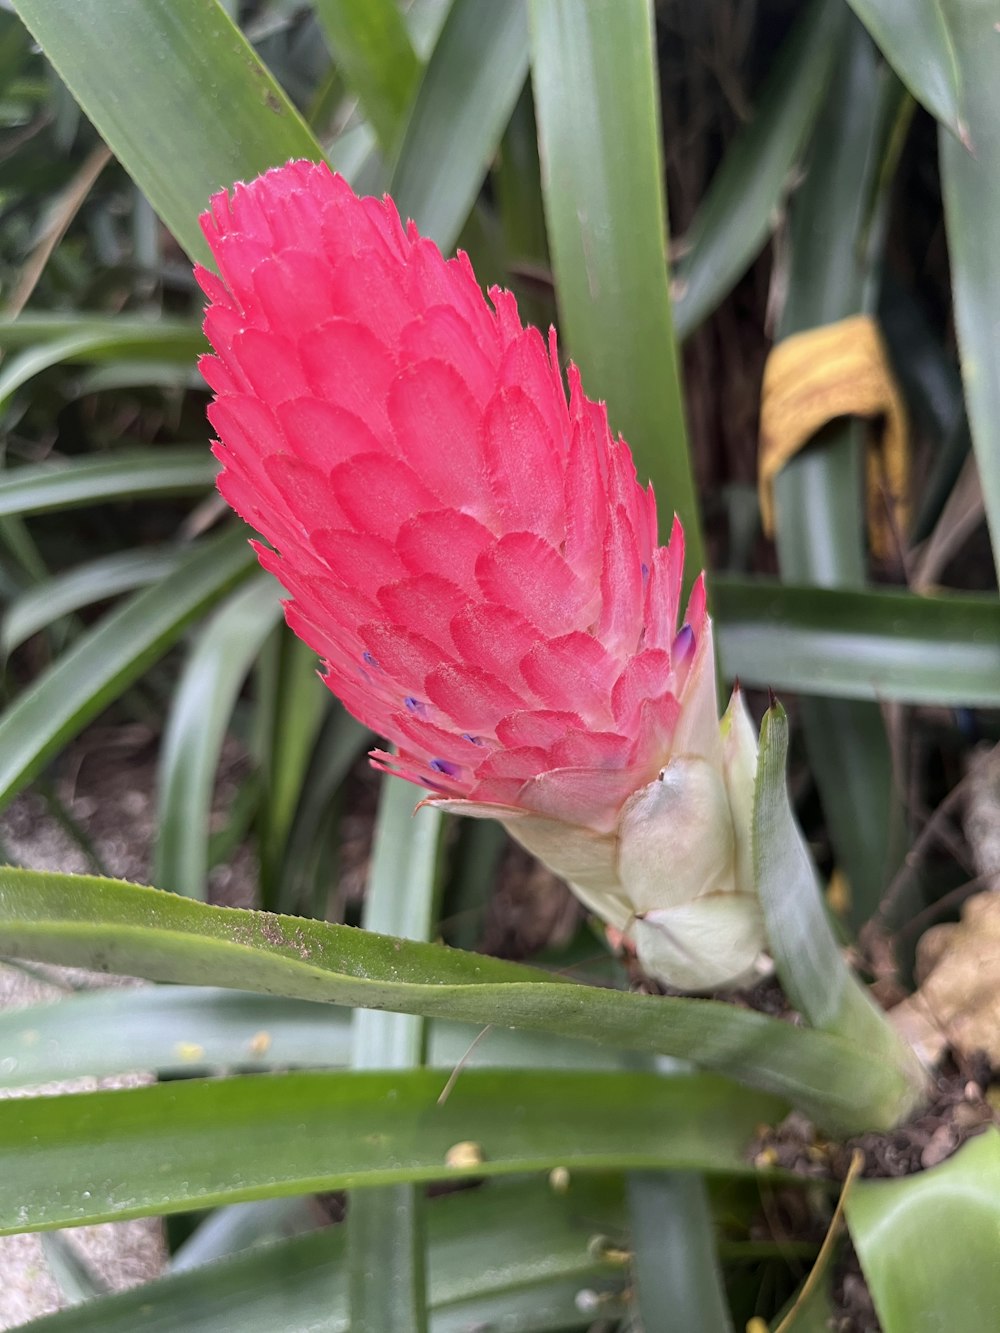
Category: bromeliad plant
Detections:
[
  {"x1": 199, "y1": 161, "x2": 766, "y2": 993},
  {"x1": 0, "y1": 2, "x2": 998, "y2": 1330},
  {"x1": 192, "y1": 160, "x2": 927, "y2": 1121}
]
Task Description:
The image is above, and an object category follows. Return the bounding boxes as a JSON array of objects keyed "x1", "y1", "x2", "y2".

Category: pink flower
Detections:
[{"x1": 198, "y1": 160, "x2": 764, "y2": 990}]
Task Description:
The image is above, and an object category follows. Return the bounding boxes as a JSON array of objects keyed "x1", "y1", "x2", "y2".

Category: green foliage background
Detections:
[{"x1": 0, "y1": 1, "x2": 996, "y2": 1328}]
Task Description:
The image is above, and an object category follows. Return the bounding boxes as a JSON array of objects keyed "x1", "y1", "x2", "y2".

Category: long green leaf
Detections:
[
  {"x1": 2, "y1": 547, "x2": 185, "y2": 655},
  {"x1": 846, "y1": 0, "x2": 967, "y2": 140},
  {"x1": 628, "y1": 1172, "x2": 733, "y2": 1333},
  {"x1": 714, "y1": 579, "x2": 1000, "y2": 707},
  {"x1": 10, "y1": 0, "x2": 324, "y2": 263},
  {"x1": 753, "y1": 704, "x2": 926, "y2": 1110},
  {"x1": 845, "y1": 1128, "x2": 1000, "y2": 1333},
  {"x1": 672, "y1": 0, "x2": 840, "y2": 340},
  {"x1": 390, "y1": 0, "x2": 530, "y2": 251},
  {"x1": 528, "y1": 0, "x2": 702, "y2": 571},
  {"x1": 168, "y1": 1197, "x2": 321, "y2": 1272},
  {"x1": 938, "y1": 6, "x2": 1000, "y2": 583},
  {"x1": 16, "y1": 1177, "x2": 628, "y2": 1332},
  {"x1": 0, "y1": 451, "x2": 216, "y2": 518},
  {"x1": 154, "y1": 575, "x2": 282, "y2": 899},
  {"x1": 0, "y1": 867, "x2": 923, "y2": 1132},
  {"x1": 0, "y1": 985, "x2": 629, "y2": 1090},
  {"x1": 0, "y1": 986, "x2": 352, "y2": 1086},
  {"x1": 313, "y1": 0, "x2": 420, "y2": 153},
  {"x1": 0, "y1": 1067, "x2": 780, "y2": 1234},
  {"x1": 771, "y1": 13, "x2": 904, "y2": 925},
  {"x1": 849, "y1": 5, "x2": 1000, "y2": 579},
  {"x1": 0, "y1": 529, "x2": 254, "y2": 809},
  {"x1": 0, "y1": 330, "x2": 202, "y2": 411},
  {"x1": 255, "y1": 633, "x2": 328, "y2": 910},
  {"x1": 275, "y1": 708, "x2": 371, "y2": 915},
  {"x1": 0, "y1": 313, "x2": 202, "y2": 355},
  {"x1": 349, "y1": 779, "x2": 443, "y2": 1333}
]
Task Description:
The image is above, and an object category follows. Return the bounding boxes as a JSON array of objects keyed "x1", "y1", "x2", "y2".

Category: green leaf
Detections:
[
  {"x1": 0, "y1": 529, "x2": 255, "y2": 810},
  {"x1": 0, "y1": 1067, "x2": 778, "y2": 1234},
  {"x1": 348, "y1": 780, "x2": 443, "y2": 1333},
  {"x1": 16, "y1": 1177, "x2": 628, "y2": 1331},
  {"x1": 752, "y1": 704, "x2": 926, "y2": 1114},
  {"x1": 714, "y1": 579, "x2": 1000, "y2": 707},
  {"x1": 168, "y1": 1197, "x2": 321, "y2": 1272},
  {"x1": 10, "y1": 0, "x2": 324, "y2": 263},
  {"x1": 0, "y1": 986, "x2": 352, "y2": 1087},
  {"x1": 0, "y1": 984, "x2": 630, "y2": 1090},
  {"x1": 0, "y1": 451, "x2": 216, "y2": 518},
  {"x1": 528, "y1": 0, "x2": 702, "y2": 573},
  {"x1": 39, "y1": 1232, "x2": 107, "y2": 1306},
  {"x1": 275, "y1": 707, "x2": 372, "y2": 916},
  {"x1": 628, "y1": 1172, "x2": 733, "y2": 1333},
  {"x1": 494, "y1": 84, "x2": 548, "y2": 267},
  {"x1": 0, "y1": 867, "x2": 922, "y2": 1132},
  {"x1": 845, "y1": 1128, "x2": 1000, "y2": 1333},
  {"x1": 353, "y1": 780, "x2": 443, "y2": 1066},
  {"x1": 390, "y1": 0, "x2": 530, "y2": 251},
  {"x1": 255, "y1": 633, "x2": 329, "y2": 910},
  {"x1": 72, "y1": 363, "x2": 201, "y2": 397},
  {"x1": 0, "y1": 313, "x2": 202, "y2": 354},
  {"x1": 938, "y1": 6, "x2": 1000, "y2": 584},
  {"x1": 771, "y1": 15, "x2": 905, "y2": 926},
  {"x1": 846, "y1": 0, "x2": 966, "y2": 141},
  {"x1": 672, "y1": 0, "x2": 840, "y2": 340},
  {"x1": 313, "y1": 0, "x2": 421, "y2": 153},
  {"x1": 2, "y1": 547, "x2": 185, "y2": 655},
  {"x1": 154, "y1": 576, "x2": 283, "y2": 899}
]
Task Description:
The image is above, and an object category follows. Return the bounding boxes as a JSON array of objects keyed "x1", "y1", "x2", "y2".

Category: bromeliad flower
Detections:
[{"x1": 197, "y1": 159, "x2": 766, "y2": 991}]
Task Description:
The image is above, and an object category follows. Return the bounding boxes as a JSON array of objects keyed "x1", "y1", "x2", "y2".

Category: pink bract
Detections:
[{"x1": 197, "y1": 159, "x2": 713, "y2": 838}]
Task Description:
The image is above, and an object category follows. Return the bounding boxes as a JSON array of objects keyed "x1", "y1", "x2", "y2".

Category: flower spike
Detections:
[{"x1": 199, "y1": 160, "x2": 765, "y2": 991}]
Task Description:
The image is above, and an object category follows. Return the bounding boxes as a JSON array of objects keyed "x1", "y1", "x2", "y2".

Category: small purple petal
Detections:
[
  {"x1": 429, "y1": 758, "x2": 461, "y2": 778},
  {"x1": 673, "y1": 623, "x2": 695, "y2": 666},
  {"x1": 405, "y1": 696, "x2": 427, "y2": 715}
]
